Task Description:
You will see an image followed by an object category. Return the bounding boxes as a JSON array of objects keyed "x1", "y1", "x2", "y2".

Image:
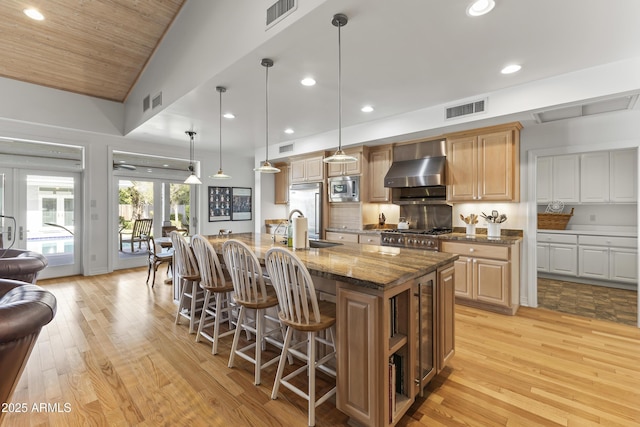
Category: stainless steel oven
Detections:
[
  {"x1": 380, "y1": 228, "x2": 451, "y2": 251},
  {"x1": 328, "y1": 175, "x2": 360, "y2": 202}
]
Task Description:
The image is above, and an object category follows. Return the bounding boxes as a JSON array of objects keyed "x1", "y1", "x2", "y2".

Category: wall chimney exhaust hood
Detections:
[{"x1": 384, "y1": 157, "x2": 446, "y2": 188}]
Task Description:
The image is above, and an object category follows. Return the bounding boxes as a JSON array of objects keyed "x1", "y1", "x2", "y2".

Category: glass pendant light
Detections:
[
  {"x1": 324, "y1": 14, "x2": 357, "y2": 164},
  {"x1": 254, "y1": 58, "x2": 281, "y2": 173},
  {"x1": 184, "y1": 130, "x2": 202, "y2": 184},
  {"x1": 210, "y1": 86, "x2": 231, "y2": 179}
]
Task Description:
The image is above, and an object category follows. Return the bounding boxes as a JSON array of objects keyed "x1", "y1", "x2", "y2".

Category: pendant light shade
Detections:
[
  {"x1": 324, "y1": 13, "x2": 357, "y2": 164},
  {"x1": 184, "y1": 130, "x2": 202, "y2": 184},
  {"x1": 254, "y1": 58, "x2": 281, "y2": 173},
  {"x1": 210, "y1": 86, "x2": 231, "y2": 179}
]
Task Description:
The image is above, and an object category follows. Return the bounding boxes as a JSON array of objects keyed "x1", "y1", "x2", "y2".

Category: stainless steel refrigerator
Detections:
[{"x1": 289, "y1": 182, "x2": 323, "y2": 240}]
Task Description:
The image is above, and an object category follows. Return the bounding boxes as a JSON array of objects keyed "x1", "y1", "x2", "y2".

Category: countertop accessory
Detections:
[
  {"x1": 481, "y1": 211, "x2": 507, "y2": 223},
  {"x1": 184, "y1": 130, "x2": 202, "y2": 184},
  {"x1": 379, "y1": 212, "x2": 386, "y2": 226},
  {"x1": 538, "y1": 207, "x2": 574, "y2": 230},
  {"x1": 460, "y1": 213, "x2": 478, "y2": 224},
  {"x1": 254, "y1": 58, "x2": 281, "y2": 173},
  {"x1": 398, "y1": 217, "x2": 410, "y2": 230},
  {"x1": 545, "y1": 200, "x2": 565, "y2": 213},
  {"x1": 210, "y1": 86, "x2": 231, "y2": 179},
  {"x1": 323, "y1": 14, "x2": 358, "y2": 164}
]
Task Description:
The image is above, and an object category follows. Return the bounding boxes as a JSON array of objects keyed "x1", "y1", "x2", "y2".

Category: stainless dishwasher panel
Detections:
[{"x1": 415, "y1": 271, "x2": 436, "y2": 396}]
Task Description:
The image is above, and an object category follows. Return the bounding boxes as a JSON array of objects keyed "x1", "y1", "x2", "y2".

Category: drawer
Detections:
[
  {"x1": 537, "y1": 233, "x2": 578, "y2": 244},
  {"x1": 325, "y1": 231, "x2": 359, "y2": 243},
  {"x1": 358, "y1": 234, "x2": 381, "y2": 245},
  {"x1": 440, "y1": 241, "x2": 510, "y2": 261},
  {"x1": 578, "y1": 235, "x2": 637, "y2": 248}
]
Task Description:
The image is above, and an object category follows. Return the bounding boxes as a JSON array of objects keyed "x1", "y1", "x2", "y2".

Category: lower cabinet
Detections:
[
  {"x1": 336, "y1": 264, "x2": 455, "y2": 426},
  {"x1": 441, "y1": 240, "x2": 520, "y2": 315},
  {"x1": 326, "y1": 231, "x2": 382, "y2": 245},
  {"x1": 537, "y1": 233, "x2": 578, "y2": 275}
]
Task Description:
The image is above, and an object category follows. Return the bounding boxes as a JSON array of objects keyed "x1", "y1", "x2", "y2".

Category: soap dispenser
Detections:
[{"x1": 287, "y1": 222, "x2": 293, "y2": 247}]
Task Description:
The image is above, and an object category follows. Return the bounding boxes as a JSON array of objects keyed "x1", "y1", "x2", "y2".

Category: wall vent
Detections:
[
  {"x1": 142, "y1": 95, "x2": 151, "y2": 112},
  {"x1": 445, "y1": 99, "x2": 486, "y2": 119},
  {"x1": 152, "y1": 92, "x2": 163, "y2": 109},
  {"x1": 279, "y1": 143, "x2": 294, "y2": 154},
  {"x1": 266, "y1": 0, "x2": 297, "y2": 29},
  {"x1": 533, "y1": 94, "x2": 638, "y2": 123}
]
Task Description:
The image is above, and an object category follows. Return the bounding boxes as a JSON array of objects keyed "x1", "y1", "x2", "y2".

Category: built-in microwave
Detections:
[{"x1": 328, "y1": 176, "x2": 360, "y2": 202}]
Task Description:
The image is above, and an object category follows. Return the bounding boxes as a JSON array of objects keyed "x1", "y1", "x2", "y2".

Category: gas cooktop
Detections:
[{"x1": 383, "y1": 228, "x2": 452, "y2": 235}]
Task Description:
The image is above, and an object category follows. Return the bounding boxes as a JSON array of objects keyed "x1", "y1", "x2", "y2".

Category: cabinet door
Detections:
[
  {"x1": 609, "y1": 248, "x2": 638, "y2": 283},
  {"x1": 327, "y1": 161, "x2": 344, "y2": 177},
  {"x1": 358, "y1": 234, "x2": 381, "y2": 245},
  {"x1": 274, "y1": 164, "x2": 289, "y2": 204},
  {"x1": 474, "y1": 258, "x2": 509, "y2": 307},
  {"x1": 549, "y1": 244, "x2": 578, "y2": 276},
  {"x1": 437, "y1": 264, "x2": 455, "y2": 372},
  {"x1": 336, "y1": 287, "x2": 379, "y2": 426},
  {"x1": 536, "y1": 244, "x2": 550, "y2": 272},
  {"x1": 368, "y1": 148, "x2": 391, "y2": 202},
  {"x1": 610, "y1": 149, "x2": 637, "y2": 202},
  {"x1": 452, "y1": 256, "x2": 473, "y2": 299},
  {"x1": 578, "y1": 246, "x2": 609, "y2": 279},
  {"x1": 306, "y1": 156, "x2": 325, "y2": 181},
  {"x1": 344, "y1": 150, "x2": 362, "y2": 175},
  {"x1": 580, "y1": 152, "x2": 609, "y2": 203},
  {"x1": 447, "y1": 136, "x2": 478, "y2": 201},
  {"x1": 325, "y1": 231, "x2": 359, "y2": 243},
  {"x1": 477, "y1": 130, "x2": 514, "y2": 201},
  {"x1": 536, "y1": 157, "x2": 553, "y2": 204},
  {"x1": 552, "y1": 155, "x2": 580, "y2": 203},
  {"x1": 290, "y1": 159, "x2": 306, "y2": 183}
]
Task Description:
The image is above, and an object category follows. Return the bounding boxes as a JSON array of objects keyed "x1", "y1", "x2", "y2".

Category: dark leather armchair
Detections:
[
  {"x1": 0, "y1": 279, "x2": 57, "y2": 415},
  {"x1": 0, "y1": 249, "x2": 48, "y2": 284}
]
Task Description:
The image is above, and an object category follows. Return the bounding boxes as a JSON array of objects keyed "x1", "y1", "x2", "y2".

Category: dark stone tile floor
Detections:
[{"x1": 538, "y1": 278, "x2": 638, "y2": 326}]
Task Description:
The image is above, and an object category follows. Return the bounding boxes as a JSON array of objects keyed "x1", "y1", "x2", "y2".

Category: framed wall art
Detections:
[
  {"x1": 208, "y1": 186, "x2": 231, "y2": 221},
  {"x1": 231, "y1": 187, "x2": 252, "y2": 221}
]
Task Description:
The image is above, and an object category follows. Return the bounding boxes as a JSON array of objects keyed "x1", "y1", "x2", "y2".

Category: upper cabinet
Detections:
[
  {"x1": 446, "y1": 123, "x2": 521, "y2": 202},
  {"x1": 367, "y1": 145, "x2": 392, "y2": 203},
  {"x1": 537, "y1": 148, "x2": 636, "y2": 204},
  {"x1": 290, "y1": 153, "x2": 325, "y2": 183},
  {"x1": 274, "y1": 163, "x2": 289, "y2": 205},
  {"x1": 326, "y1": 147, "x2": 363, "y2": 177}
]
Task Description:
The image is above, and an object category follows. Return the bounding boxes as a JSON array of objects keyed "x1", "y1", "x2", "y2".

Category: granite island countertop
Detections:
[{"x1": 205, "y1": 233, "x2": 458, "y2": 291}]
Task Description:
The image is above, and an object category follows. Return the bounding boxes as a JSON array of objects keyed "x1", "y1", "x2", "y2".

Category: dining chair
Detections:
[
  {"x1": 222, "y1": 239, "x2": 287, "y2": 385},
  {"x1": 265, "y1": 247, "x2": 336, "y2": 427},
  {"x1": 171, "y1": 231, "x2": 202, "y2": 334},
  {"x1": 190, "y1": 235, "x2": 236, "y2": 354},
  {"x1": 146, "y1": 236, "x2": 173, "y2": 287}
]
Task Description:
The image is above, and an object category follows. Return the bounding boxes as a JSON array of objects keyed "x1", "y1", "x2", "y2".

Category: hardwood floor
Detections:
[{"x1": 2, "y1": 268, "x2": 639, "y2": 426}]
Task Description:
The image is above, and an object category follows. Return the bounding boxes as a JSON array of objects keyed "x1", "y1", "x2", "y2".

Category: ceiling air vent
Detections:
[
  {"x1": 266, "y1": 0, "x2": 297, "y2": 29},
  {"x1": 533, "y1": 95, "x2": 638, "y2": 123},
  {"x1": 152, "y1": 92, "x2": 162, "y2": 109},
  {"x1": 143, "y1": 95, "x2": 150, "y2": 112},
  {"x1": 279, "y1": 143, "x2": 294, "y2": 154},
  {"x1": 445, "y1": 99, "x2": 486, "y2": 120}
]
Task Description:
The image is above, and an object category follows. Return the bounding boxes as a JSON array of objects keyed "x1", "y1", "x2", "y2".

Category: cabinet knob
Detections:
[{"x1": 469, "y1": 248, "x2": 475, "y2": 252}]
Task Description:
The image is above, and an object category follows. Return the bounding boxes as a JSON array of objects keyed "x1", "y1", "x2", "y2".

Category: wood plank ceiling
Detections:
[{"x1": 0, "y1": 0, "x2": 186, "y2": 102}]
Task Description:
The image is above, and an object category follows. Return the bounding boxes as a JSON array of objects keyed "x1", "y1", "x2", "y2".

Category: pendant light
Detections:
[
  {"x1": 210, "y1": 86, "x2": 231, "y2": 179},
  {"x1": 324, "y1": 13, "x2": 357, "y2": 164},
  {"x1": 184, "y1": 130, "x2": 202, "y2": 184},
  {"x1": 254, "y1": 58, "x2": 281, "y2": 173}
]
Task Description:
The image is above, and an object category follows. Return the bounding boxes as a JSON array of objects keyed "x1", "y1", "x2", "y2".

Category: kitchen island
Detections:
[{"x1": 206, "y1": 233, "x2": 458, "y2": 426}]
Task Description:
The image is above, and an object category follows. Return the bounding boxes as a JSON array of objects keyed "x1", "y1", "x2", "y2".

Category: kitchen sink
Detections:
[{"x1": 308, "y1": 240, "x2": 343, "y2": 249}]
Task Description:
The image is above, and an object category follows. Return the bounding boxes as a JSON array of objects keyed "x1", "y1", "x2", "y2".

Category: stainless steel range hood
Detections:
[{"x1": 383, "y1": 157, "x2": 446, "y2": 188}]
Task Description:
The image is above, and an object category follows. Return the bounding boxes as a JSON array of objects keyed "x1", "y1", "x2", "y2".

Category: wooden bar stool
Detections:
[
  {"x1": 265, "y1": 247, "x2": 336, "y2": 427},
  {"x1": 222, "y1": 239, "x2": 287, "y2": 385},
  {"x1": 190, "y1": 235, "x2": 236, "y2": 354},
  {"x1": 171, "y1": 231, "x2": 203, "y2": 334}
]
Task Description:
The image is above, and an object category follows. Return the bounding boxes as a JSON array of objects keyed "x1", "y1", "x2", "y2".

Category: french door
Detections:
[{"x1": 0, "y1": 168, "x2": 82, "y2": 279}]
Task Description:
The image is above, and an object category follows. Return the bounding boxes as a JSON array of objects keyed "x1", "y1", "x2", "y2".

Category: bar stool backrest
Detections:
[
  {"x1": 222, "y1": 239, "x2": 268, "y2": 305},
  {"x1": 170, "y1": 231, "x2": 198, "y2": 278},
  {"x1": 191, "y1": 235, "x2": 226, "y2": 290}
]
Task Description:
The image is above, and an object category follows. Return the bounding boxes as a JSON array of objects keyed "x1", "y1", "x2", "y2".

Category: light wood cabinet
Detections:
[
  {"x1": 358, "y1": 234, "x2": 381, "y2": 245},
  {"x1": 273, "y1": 163, "x2": 289, "y2": 204},
  {"x1": 368, "y1": 145, "x2": 392, "y2": 202},
  {"x1": 437, "y1": 265, "x2": 455, "y2": 371},
  {"x1": 440, "y1": 240, "x2": 520, "y2": 315},
  {"x1": 446, "y1": 122, "x2": 521, "y2": 202},
  {"x1": 327, "y1": 148, "x2": 363, "y2": 177},
  {"x1": 290, "y1": 153, "x2": 325, "y2": 183},
  {"x1": 325, "y1": 231, "x2": 359, "y2": 243}
]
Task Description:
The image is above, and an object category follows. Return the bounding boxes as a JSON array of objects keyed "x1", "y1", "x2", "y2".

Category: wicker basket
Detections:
[{"x1": 537, "y1": 207, "x2": 574, "y2": 230}]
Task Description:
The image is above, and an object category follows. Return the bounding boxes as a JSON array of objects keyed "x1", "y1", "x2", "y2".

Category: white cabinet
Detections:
[
  {"x1": 537, "y1": 155, "x2": 580, "y2": 204},
  {"x1": 537, "y1": 233, "x2": 578, "y2": 276},
  {"x1": 578, "y1": 235, "x2": 637, "y2": 284},
  {"x1": 580, "y1": 152, "x2": 609, "y2": 203},
  {"x1": 610, "y1": 149, "x2": 637, "y2": 203},
  {"x1": 536, "y1": 157, "x2": 553, "y2": 204}
]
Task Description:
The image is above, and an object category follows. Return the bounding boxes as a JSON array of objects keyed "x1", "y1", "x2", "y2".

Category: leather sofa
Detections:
[
  {"x1": 0, "y1": 279, "x2": 56, "y2": 416},
  {"x1": 0, "y1": 249, "x2": 48, "y2": 284}
]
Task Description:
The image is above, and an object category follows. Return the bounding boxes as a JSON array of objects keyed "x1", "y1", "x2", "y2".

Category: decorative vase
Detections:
[
  {"x1": 487, "y1": 223, "x2": 501, "y2": 238},
  {"x1": 465, "y1": 224, "x2": 476, "y2": 236}
]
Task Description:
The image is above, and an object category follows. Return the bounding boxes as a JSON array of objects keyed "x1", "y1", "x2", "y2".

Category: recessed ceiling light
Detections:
[
  {"x1": 501, "y1": 64, "x2": 522, "y2": 74},
  {"x1": 301, "y1": 77, "x2": 316, "y2": 86},
  {"x1": 361, "y1": 105, "x2": 374, "y2": 113},
  {"x1": 24, "y1": 8, "x2": 44, "y2": 21},
  {"x1": 223, "y1": 113, "x2": 235, "y2": 119},
  {"x1": 284, "y1": 128, "x2": 294, "y2": 134},
  {"x1": 163, "y1": 164, "x2": 169, "y2": 167},
  {"x1": 147, "y1": 168, "x2": 153, "y2": 173},
  {"x1": 466, "y1": 0, "x2": 495, "y2": 17}
]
